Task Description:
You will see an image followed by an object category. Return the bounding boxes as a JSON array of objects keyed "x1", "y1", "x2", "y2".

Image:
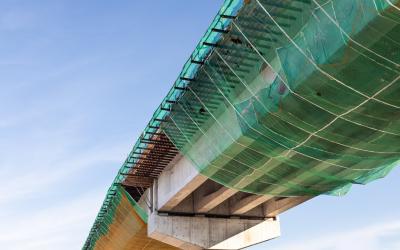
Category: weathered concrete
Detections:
[
  {"x1": 231, "y1": 195, "x2": 273, "y2": 215},
  {"x1": 264, "y1": 196, "x2": 312, "y2": 217},
  {"x1": 157, "y1": 155, "x2": 207, "y2": 211},
  {"x1": 210, "y1": 218, "x2": 280, "y2": 250},
  {"x1": 196, "y1": 187, "x2": 238, "y2": 213},
  {"x1": 148, "y1": 213, "x2": 280, "y2": 250},
  {"x1": 145, "y1": 152, "x2": 310, "y2": 249}
]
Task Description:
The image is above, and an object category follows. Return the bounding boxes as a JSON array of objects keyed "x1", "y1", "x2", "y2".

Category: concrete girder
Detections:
[
  {"x1": 148, "y1": 213, "x2": 280, "y2": 250},
  {"x1": 264, "y1": 196, "x2": 312, "y2": 217},
  {"x1": 231, "y1": 195, "x2": 273, "y2": 215},
  {"x1": 195, "y1": 187, "x2": 238, "y2": 213}
]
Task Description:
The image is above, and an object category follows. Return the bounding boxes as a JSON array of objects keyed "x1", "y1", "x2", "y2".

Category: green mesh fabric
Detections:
[
  {"x1": 85, "y1": 0, "x2": 400, "y2": 248},
  {"x1": 84, "y1": 1, "x2": 243, "y2": 248},
  {"x1": 162, "y1": 0, "x2": 400, "y2": 197}
]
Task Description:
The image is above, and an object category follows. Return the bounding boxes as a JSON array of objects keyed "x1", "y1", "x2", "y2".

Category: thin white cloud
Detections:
[
  {"x1": 0, "y1": 141, "x2": 128, "y2": 205},
  {"x1": 0, "y1": 102, "x2": 130, "y2": 204},
  {"x1": 0, "y1": 190, "x2": 104, "y2": 250},
  {"x1": 269, "y1": 220, "x2": 400, "y2": 250},
  {"x1": 0, "y1": 131, "x2": 127, "y2": 249}
]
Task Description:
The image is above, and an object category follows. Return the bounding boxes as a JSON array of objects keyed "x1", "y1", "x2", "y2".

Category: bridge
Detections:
[{"x1": 84, "y1": 0, "x2": 400, "y2": 249}]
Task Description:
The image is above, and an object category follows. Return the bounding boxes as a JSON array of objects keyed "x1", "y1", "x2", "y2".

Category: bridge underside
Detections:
[
  {"x1": 85, "y1": 0, "x2": 400, "y2": 249},
  {"x1": 90, "y1": 154, "x2": 308, "y2": 250}
]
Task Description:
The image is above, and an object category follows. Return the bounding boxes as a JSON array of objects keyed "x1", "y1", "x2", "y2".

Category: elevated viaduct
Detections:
[{"x1": 84, "y1": 0, "x2": 400, "y2": 249}]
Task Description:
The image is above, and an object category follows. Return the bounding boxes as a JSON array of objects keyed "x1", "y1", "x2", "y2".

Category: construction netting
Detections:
[
  {"x1": 84, "y1": 1, "x2": 243, "y2": 248},
  {"x1": 85, "y1": 0, "x2": 400, "y2": 248},
  {"x1": 162, "y1": 0, "x2": 400, "y2": 197},
  {"x1": 85, "y1": 185, "x2": 178, "y2": 250}
]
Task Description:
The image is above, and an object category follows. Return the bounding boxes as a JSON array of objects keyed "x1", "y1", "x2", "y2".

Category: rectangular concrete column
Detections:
[{"x1": 147, "y1": 213, "x2": 280, "y2": 250}]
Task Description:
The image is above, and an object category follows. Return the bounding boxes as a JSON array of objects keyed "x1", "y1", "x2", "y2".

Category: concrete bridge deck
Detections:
[{"x1": 84, "y1": 0, "x2": 400, "y2": 249}]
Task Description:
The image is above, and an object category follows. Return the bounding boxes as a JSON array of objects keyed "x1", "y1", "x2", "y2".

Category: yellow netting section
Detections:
[{"x1": 88, "y1": 187, "x2": 178, "y2": 250}]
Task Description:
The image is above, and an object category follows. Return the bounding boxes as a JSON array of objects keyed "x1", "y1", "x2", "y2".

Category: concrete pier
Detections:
[{"x1": 135, "y1": 155, "x2": 309, "y2": 249}]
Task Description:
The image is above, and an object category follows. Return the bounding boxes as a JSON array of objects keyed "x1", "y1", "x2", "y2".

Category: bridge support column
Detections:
[{"x1": 147, "y1": 213, "x2": 280, "y2": 250}]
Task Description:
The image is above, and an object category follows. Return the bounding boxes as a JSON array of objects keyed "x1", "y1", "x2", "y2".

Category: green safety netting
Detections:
[
  {"x1": 85, "y1": 0, "x2": 400, "y2": 248},
  {"x1": 162, "y1": 0, "x2": 400, "y2": 197},
  {"x1": 84, "y1": 1, "x2": 243, "y2": 248}
]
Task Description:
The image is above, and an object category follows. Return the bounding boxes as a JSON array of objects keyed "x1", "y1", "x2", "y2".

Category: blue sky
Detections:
[{"x1": 0, "y1": 1, "x2": 398, "y2": 249}]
